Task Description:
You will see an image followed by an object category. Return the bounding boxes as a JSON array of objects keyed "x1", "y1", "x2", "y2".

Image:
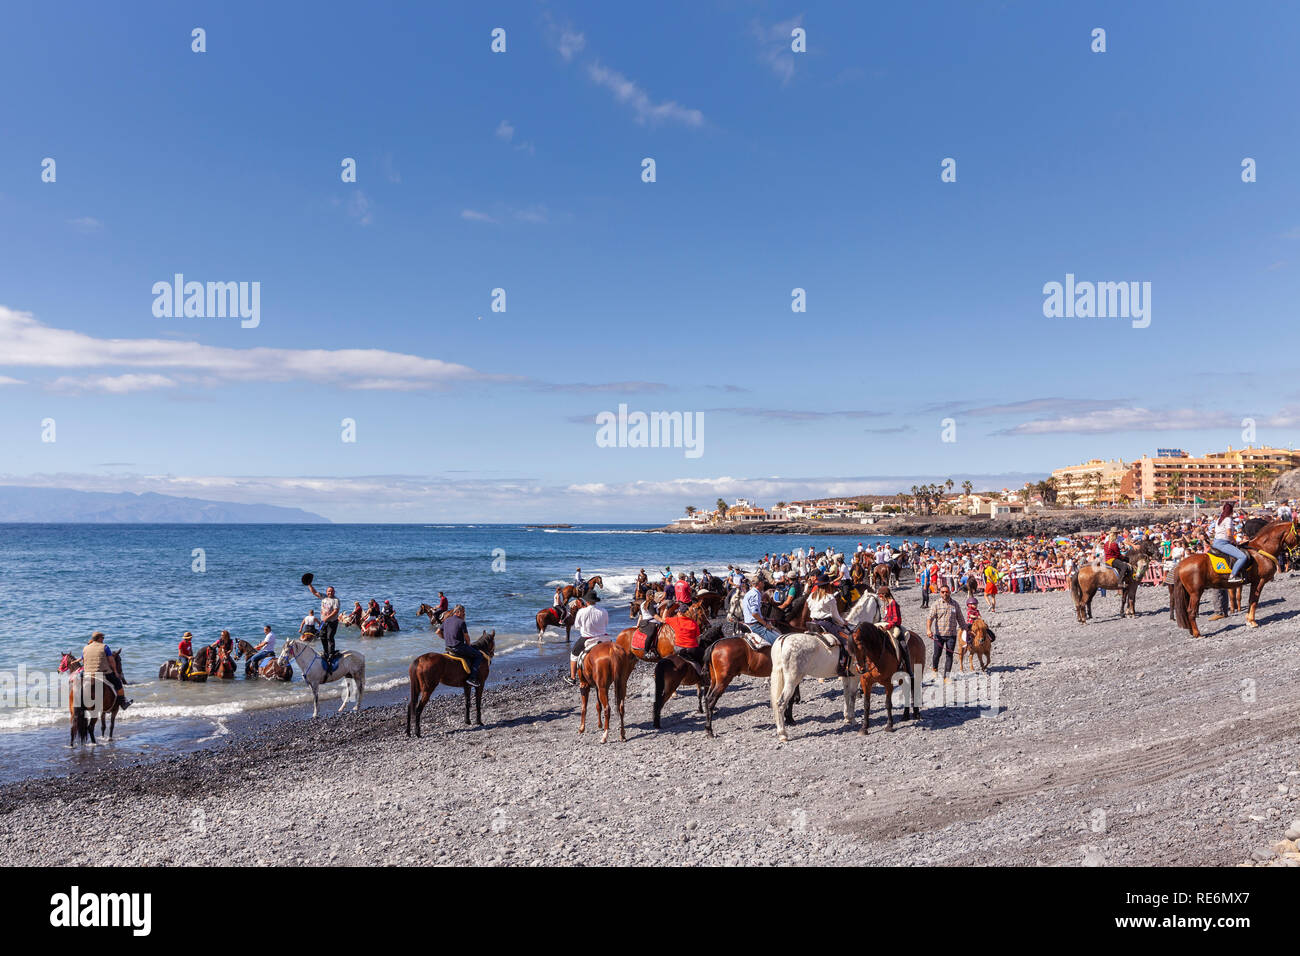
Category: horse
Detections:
[
  {"x1": 769, "y1": 631, "x2": 861, "y2": 742},
  {"x1": 277, "y1": 639, "x2": 365, "y2": 718},
  {"x1": 536, "y1": 601, "x2": 580, "y2": 642},
  {"x1": 234, "y1": 639, "x2": 293, "y2": 681},
  {"x1": 848, "y1": 622, "x2": 925, "y2": 734},
  {"x1": 1069, "y1": 540, "x2": 1157, "y2": 623},
  {"x1": 340, "y1": 603, "x2": 364, "y2": 627},
  {"x1": 206, "y1": 641, "x2": 238, "y2": 679},
  {"x1": 382, "y1": 608, "x2": 399, "y2": 632},
  {"x1": 692, "y1": 590, "x2": 724, "y2": 618},
  {"x1": 1170, "y1": 519, "x2": 1300, "y2": 637},
  {"x1": 653, "y1": 632, "x2": 773, "y2": 737},
  {"x1": 958, "y1": 619, "x2": 992, "y2": 673},
  {"x1": 159, "y1": 644, "x2": 212, "y2": 681},
  {"x1": 561, "y1": 575, "x2": 603, "y2": 602},
  {"x1": 577, "y1": 641, "x2": 633, "y2": 743},
  {"x1": 871, "y1": 564, "x2": 892, "y2": 591},
  {"x1": 416, "y1": 603, "x2": 448, "y2": 628},
  {"x1": 404, "y1": 630, "x2": 496, "y2": 737},
  {"x1": 359, "y1": 617, "x2": 386, "y2": 638},
  {"x1": 67, "y1": 652, "x2": 124, "y2": 746},
  {"x1": 615, "y1": 599, "x2": 712, "y2": 664}
]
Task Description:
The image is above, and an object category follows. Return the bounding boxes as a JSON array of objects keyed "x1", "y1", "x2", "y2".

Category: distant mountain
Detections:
[{"x1": 0, "y1": 487, "x2": 330, "y2": 523}]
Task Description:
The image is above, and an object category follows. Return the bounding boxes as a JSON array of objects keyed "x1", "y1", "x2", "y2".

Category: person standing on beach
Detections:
[
  {"x1": 919, "y1": 562, "x2": 931, "y2": 608},
  {"x1": 306, "y1": 581, "x2": 340, "y2": 667},
  {"x1": 926, "y1": 585, "x2": 965, "y2": 684}
]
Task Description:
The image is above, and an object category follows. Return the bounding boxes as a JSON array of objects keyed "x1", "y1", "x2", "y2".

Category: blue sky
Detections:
[{"x1": 1, "y1": 0, "x2": 1298, "y2": 521}]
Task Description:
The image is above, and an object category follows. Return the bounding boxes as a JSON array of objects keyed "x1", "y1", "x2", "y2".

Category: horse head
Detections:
[
  {"x1": 474, "y1": 630, "x2": 496, "y2": 659},
  {"x1": 58, "y1": 652, "x2": 77, "y2": 673}
]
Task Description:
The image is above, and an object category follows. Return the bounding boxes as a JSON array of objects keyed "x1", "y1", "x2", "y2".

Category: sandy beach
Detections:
[{"x1": 3, "y1": 575, "x2": 1298, "y2": 867}]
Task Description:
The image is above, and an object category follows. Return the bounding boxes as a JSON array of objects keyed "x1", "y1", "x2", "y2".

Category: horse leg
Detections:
[
  {"x1": 770, "y1": 664, "x2": 788, "y2": 742},
  {"x1": 860, "y1": 680, "x2": 872, "y2": 735},
  {"x1": 411, "y1": 688, "x2": 433, "y2": 738},
  {"x1": 1247, "y1": 582, "x2": 1260, "y2": 627},
  {"x1": 310, "y1": 683, "x2": 320, "y2": 718},
  {"x1": 337, "y1": 677, "x2": 351, "y2": 714},
  {"x1": 463, "y1": 686, "x2": 471, "y2": 725},
  {"x1": 579, "y1": 683, "x2": 589, "y2": 734},
  {"x1": 1187, "y1": 586, "x2": 1202, "y2": 638},
  {"x1": 841, "y1": 674, "x2": 857, "y2": 726},
  {"x1": 598, "y1": 680, "x2": 611, "y2": 744},
  {"x1": 475, "y1": 685, "x2": 483, "y2": 726},
  {"x1": 884, "y1": 675, "x2": 896, "y2": 731}
]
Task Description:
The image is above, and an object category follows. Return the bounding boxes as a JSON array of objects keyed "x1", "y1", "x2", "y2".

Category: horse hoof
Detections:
[{"x1": 886, "y1": 724, "x2": 895, "y2": 732}]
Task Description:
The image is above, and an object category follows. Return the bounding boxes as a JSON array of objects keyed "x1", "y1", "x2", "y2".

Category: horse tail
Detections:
[
  {"x1": 1171, "y1": 577, "x2": 1190, "y2": 630},
  {"x1": 1068, "y1": 569, "x2": 1082, "y2": 606}
]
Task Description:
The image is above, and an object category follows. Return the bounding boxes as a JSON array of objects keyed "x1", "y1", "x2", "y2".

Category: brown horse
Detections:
[
  {"x1": 615, "y1": 600, "x2": 711, "y2": 663},
  {"x1": 652, "y1": 634, "x2": 773, "y2": 736},
  {"x1": 561, "y1": 576, "x2": 603, "y2": 602},
  {"x1": 577, "y1": 642, "x2": 633, "y2": 743},
  {"x1": 405, "y1": 630, "x2": 496, "y2": 737},
  {"x1": 67, "y1": 652, "x2": 124, "y2": 746},
  {"x1": 1170, "y1": 520, "x2": 1300, "y2": 637},
  {"x1": 209, "y1": 640, "x2": 238, "y2": 678},
  {"x1": 159, "y1": 644, "x2": 212, "y2": 682},
  {"x1": 359, "y1": 617, "x2": 386, "y2": 637},
  {"x1": 535, "y1": 601, "x2": 580, "y2": 642},
  {"x1": 416, "y1": 603, "x2": 448, "y2": 627},
  {"x1": 234, "y1": 639, "x2": 293, "y2": 681},
  {"x1": 1069, "y1": 541, "x2": 1157, "y2": 623},
  {"x1": 849, "y1": 623, "x2": 925, "y2": 734},
  {"x1": 959, "y1": 619, "x2": 992, "y2": 672}
]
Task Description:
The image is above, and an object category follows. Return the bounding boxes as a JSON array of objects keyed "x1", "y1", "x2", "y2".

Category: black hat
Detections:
[
  {"x1": 301, "y1": 572, "x2": 314, "y2": 586},
  {"x1": 584, "y1": 592, "x2": 601, "y2": 604}
]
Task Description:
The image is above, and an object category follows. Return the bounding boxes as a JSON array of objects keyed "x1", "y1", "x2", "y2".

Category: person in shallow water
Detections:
[{"x1": 81, "y1": 630, "x2": 131, "y2": 709}]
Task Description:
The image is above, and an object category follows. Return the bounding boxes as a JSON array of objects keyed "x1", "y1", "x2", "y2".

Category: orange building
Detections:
[{"x1": 1128, "y1": 446, "x2": 1300, "y2": 504}]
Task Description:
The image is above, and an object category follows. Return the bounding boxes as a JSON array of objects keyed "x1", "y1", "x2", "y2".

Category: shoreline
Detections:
[
  {"x1": 649, "y1": 509, "x2": 1193, "y2": 538},
  {"x1": 4, "y1": 576, "x2": 1298, "y2": 866}
]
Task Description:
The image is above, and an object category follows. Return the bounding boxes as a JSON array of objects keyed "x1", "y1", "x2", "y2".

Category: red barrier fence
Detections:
[{"x1": 913, "y1": 564, "x2": 1168, "y2": 592}]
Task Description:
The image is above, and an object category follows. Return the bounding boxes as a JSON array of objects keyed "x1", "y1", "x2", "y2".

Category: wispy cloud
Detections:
[
  {"x1": 992, "y1": 406, "x2": 1300, "y2": 436},
  {"x1": 461, "y1": 208, "x2": 500, "y2": 224},
  {"x1": 68, "y1": 216, "x2": 103, "y2": 233},
  {"x1": 495, "y1": 119, "x2": 515, "y2": 142},
  {"x1": 0, "y1": 306, "x2": 500, "y2": 393},
  {"x1": 586, "y1": 61, "x2": 704, "y2": 127},
  {"x1": 710, "y1": 407, "x2": 887, "y2": 422},
  {"x1": 543, "y1": 381, "x2": 670, "y2": 395},
  {"x1": 751, "y1": 16, "x2": 803, "y2": 85},
  {"x1": 345, "y1": 190, "x2": 373, "y2": 225}
]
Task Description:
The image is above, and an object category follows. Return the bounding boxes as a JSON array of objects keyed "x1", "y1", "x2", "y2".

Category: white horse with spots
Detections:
[
  {"x1": 277, "y1": 639, "x2": 365, "y2": 717},
  {"x1": 769, "y1": 631, "x2": 862, "y2": 742}
]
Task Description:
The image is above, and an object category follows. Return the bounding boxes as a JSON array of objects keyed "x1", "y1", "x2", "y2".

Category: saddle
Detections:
[
  {"x1": 1207, "y1": 549, "x2": 1252, "y2": 577},
  {"x1": 632, "y1": 619, "x2": 662, "y2": 658},
  {"x1": 445, "y1": 649, "x2": 473, "y2": 675}
]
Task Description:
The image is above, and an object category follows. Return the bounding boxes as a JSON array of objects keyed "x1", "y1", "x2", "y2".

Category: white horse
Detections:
[
  {"x1": 769, "y1": 631, "x2": 861, "y2": 742},
  {"x1": 844, "y1": 591, "x2": 881, "y2": 628},
  {"x1": 277, "y1": 639, "x2": 365, "y2": 717}
]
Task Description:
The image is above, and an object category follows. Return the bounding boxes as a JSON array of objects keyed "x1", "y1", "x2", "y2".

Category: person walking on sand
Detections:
[
  {"x1": 926, "y1": 585, "x2": 965, "y2": 684},
  {"x1": 306, "y1": 580, "x2": 341, "y2": 670},
  {"x1": 564, "y1": 593, "x2": 609, "y2": 685}
]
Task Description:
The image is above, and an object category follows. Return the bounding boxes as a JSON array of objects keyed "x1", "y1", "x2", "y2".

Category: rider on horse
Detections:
[
  {"x1": 807, "y1": 572, "x2": 853, "y2": 675},
  {"x1": 177, "y1": 631, "x2": 194, "y2": 679},
  {"x1": 1102, "y1": 528, "x2": 1132, "y2": 591},
  {"x1": 438, "y1": 605, "x2": 482, "y2": 688},
  {"x1": 565, "y1": 593, "x2": 609, "y2": 685},
  {"x1": 306, "y1": 580, "x2": 341, "y2": 672},
  {"x1": 1210, "y1": 503, "x2": 1248, "y2": 584},
  {"x1": 82, "y1": 631, "x2": 131, "y2": 709}
]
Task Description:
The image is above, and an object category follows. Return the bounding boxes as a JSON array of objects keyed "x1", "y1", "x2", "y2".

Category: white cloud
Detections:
[
  {"x1": 0, "y1": 306, "x2": 499, "y2": 392},
  {"x1": 995, "y1": 406, "x2": 1300, "y2": 436},
  {"x1": 346, "y1": 191, "x2": 373, "y2": 225},
  {"x1": 557, "y1": 29, "x2": 585, "y2": 62},
  {"x1": 0, "y1": 375, "x2": 24, "y2": 386},
  {"x1": 460, "y1": 209, "x2": 500, "y2": 224},
  {"x1": 586, "y1": 62, "x2": 704, "y2": 127},
  {"x1": 751, "y1": 16, "x2": 804, "y2": 85},
  {"x1": 69, "y1": 216, "x2": 104, "y2": 233},
  {"x1": 495, "y1": 119, "x2": 515, "y2": 142},
  {"x1": 50, "y1": 373, "x2": 178, "y2": 394}
]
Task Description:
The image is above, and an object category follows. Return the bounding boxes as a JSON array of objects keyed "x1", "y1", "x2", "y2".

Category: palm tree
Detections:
[
  {"x1": 716, "y1": 498, "x2": 729, "y2": 520},
  {"x1": 961, "y1": 480, "x2": 973, "y2": 499},
  {"x1": 1066, "y1": 490, "x2": 1079, "y2": 509},
  {"x1": 1165, "y1": 472, "x2": 1183, "y2": 506}
]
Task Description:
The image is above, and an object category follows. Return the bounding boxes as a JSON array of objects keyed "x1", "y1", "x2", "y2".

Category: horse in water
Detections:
[
  {"x1": 577, "y1": 641, "x2": 633, "y2": 743},
  {"x1": 653, "y1": 631, "x2": 772, "y2": 737},
  {"x1": 561, "y1": 576, "x2": 603, "y2": 602},
  {"x1": 416, "y1": 603, "x2": 449, "y2": 628},
  {"x1": 405, "y1": 630, "x2": 496, "y2": 737},
  {"x1": 958, "y1": 619, "x2": 992, "y2": 673},
  {"x1": 65, "y1": 651, "x2": 125, "y2": 746},
  {"x1": 277, "y1": 639, "x2": 365, "y2": 718},
  {"x1": 848, "y1": 623, "x2": 925, "y2": 734},
  {"x1": 535, "y1": 601, "x2": 580, "y2": 642},
  {"x1": 1069, "y1": 540, "x2": 1158, "y2": 623},
  {"x1": 1170, "y1": 519, "x2": 1300, "y2": 637},
  {"x1": 159, "y1": 644, "x2": 213, "y2": 681},
  {"x1": 769, "y1": 631, "x2": 861, "y2": 742},
  {"x1": 234, "y1": 640, "x2": 293, "y2": 681},
  {"x1": 340, "y1": 602, "x2": 364, "y2": 627}
]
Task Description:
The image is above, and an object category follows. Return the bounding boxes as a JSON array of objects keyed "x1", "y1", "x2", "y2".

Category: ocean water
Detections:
[{"x1": 0, "y1": 523, "x2": 917, "y2": 779}]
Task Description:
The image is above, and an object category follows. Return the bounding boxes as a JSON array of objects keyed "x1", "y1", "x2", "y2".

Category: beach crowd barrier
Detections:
[{"x1": 911, "y1": 565, "x2": 1166, "y2": 594}]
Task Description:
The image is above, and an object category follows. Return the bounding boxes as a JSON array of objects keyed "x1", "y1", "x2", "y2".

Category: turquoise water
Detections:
[{"x1": 0, "y1": 523, "x2": 920, "y2": 776}]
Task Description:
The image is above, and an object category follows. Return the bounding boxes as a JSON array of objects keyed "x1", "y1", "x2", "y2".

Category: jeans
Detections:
[
  {"x1": 743, "y1": 621, "x2": 779, "y2": 645},
  {"x1": 1213, "y1": 539, "x2": 1248, "y2": 576},
  {"x1": 930, "y1": 633, "x2": 956, "y2": 677},
  {"x1": 319, "y1": 619, "x2": 338, "y2": 658},
  {"x1": 249, "y1": 650, "x2": 273, "y2": 670}
]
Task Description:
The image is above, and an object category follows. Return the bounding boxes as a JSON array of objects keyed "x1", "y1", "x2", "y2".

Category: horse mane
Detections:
[
  {"x1": 472, "y1": 631, "x2": 496, "y2": 654},
  {"x1": 851, "y1": 622, "x2": 888, "y2": 662},
  {"x1": 1248, "y1": 519, "x2": 1294, "y2": 549}
]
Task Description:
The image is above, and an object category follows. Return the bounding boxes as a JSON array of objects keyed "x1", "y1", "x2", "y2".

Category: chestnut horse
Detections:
[
  {"x1": 535, "y1": 600, "x2": 580, "y2": 642},
  {"x1": 1069, "y1": 540, "x2": 1157, "y2": 623},
  {"x1": 849, "y1": 623, "x2": 925, "y2": 734},
  {"x1": 958, "y1": 619, "x2": 992, "y2": 672},
  {"x1": 577, "y1": 641, "x2": 633, "y2": 743},
  {"x1": 653, "y1": 634, "x2": 773, "y2": 737},
  {"x1": 561, "y1": 576, "x2": 603, "y2": 601},
  {"x1": 615, "y1": 600, "x2": 711, "y2": 663},
  {"x1": 416, "y1": 603, "x2": 449, "y2": 627},
  {"x1": 234, "y1": 639, "x2": 293, "y2": 680},
  {"x1": 1170, "y1": 519, "x2": 1300, "y2": 637},
  {"x1": 67, "y1": 652, "x2": 124, "y2": 746},
  {"x1": 405, "y1": 630, "x2": 496, "y2": 737}
]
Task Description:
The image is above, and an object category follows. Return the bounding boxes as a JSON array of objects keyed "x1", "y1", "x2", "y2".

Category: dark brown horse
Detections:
[
  {"x1": 405, "y1": 630, "x2": 496, "y2": 737},
  {"x1": 67, "y1": 652, "x2": 124, "y2": 746},
  {"x1": 159, "y1": 644, "x2": 212, "y2": 681},
  {"x1": 416, "y1": 603, "x2": 448, "y2": 627},
  {"x1": 1069, "y1": 540, "x2": 1157, "y2": 623},
  {"x1": 652, "y1": 634, "x2": 773, "y2": 736},
  {"x1": 234, "y1": 640, "x2": 293, "y2": 681},
  {"x1": 577, "y1": 642, "x2": 633, "y2": 743},
  {"x1": 561, "y1": 576, "x2": 603, "y2": 602},
  {"x1": 1170, "y1": 520, "x2": 1299, "y2": 637},
  {"x1": 849, "y1": 623, "x2": 925, "y2": 734},
  {"x1": 615, "y1": 600, "x2": 710, "y2": 663},
  {"x1": 535, "y1": 601, "x2": 580, "y2": 642}
]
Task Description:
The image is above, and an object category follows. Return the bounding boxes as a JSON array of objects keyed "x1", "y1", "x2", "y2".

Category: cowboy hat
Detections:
[
  {"x1": 584, "y1": 593, "x2": 601, "y2": 604},
  {"x1": 301, "y1": 572, "x2": 314, "y2": 586}
]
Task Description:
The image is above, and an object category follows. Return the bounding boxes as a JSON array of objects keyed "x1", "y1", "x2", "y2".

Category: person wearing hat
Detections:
[
  {"x1": 1102, "y1": 528, "x2": 1133, "y2": 592},
  {"x1": 299, "y1": 609, "x2": 320, "y2": 639},
  {"x1": 925, "y1": 584, "x2": 966, "y2": 683},
  {"x1": 306, "y1": 579, "x2": 341, "y2": 668},
  {"x1": 81, "y1": 631, "x2": 131, "y2": 709},
  {"x1": 438, "y1": 604, "x2": 482, "y2": 687},
  {"x1": 808, "y1": 572, "x2": 852, "y2": 675},
  {"x1": 177, "y1": 631, "x2": 194, "y2": 679},
  {"x1": 565, "y1": 592, "x2": 609, "y2": 685}
]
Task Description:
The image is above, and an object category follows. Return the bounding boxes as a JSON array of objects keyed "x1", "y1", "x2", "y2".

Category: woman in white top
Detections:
[{"x1": 1210, "y1": 502, "x2": 1248, "y2": 583}]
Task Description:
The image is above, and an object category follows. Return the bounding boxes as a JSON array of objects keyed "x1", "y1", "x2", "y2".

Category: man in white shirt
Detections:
[
  {"x1": 247, "y1": 624, "x2": 277, "y2": 672},
  {"x1": 565, "y1": 593, "x2": 610, "y2": 684},
  {"x1": 299, "y1": 609, "x2": 319, "y2": 637}
]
